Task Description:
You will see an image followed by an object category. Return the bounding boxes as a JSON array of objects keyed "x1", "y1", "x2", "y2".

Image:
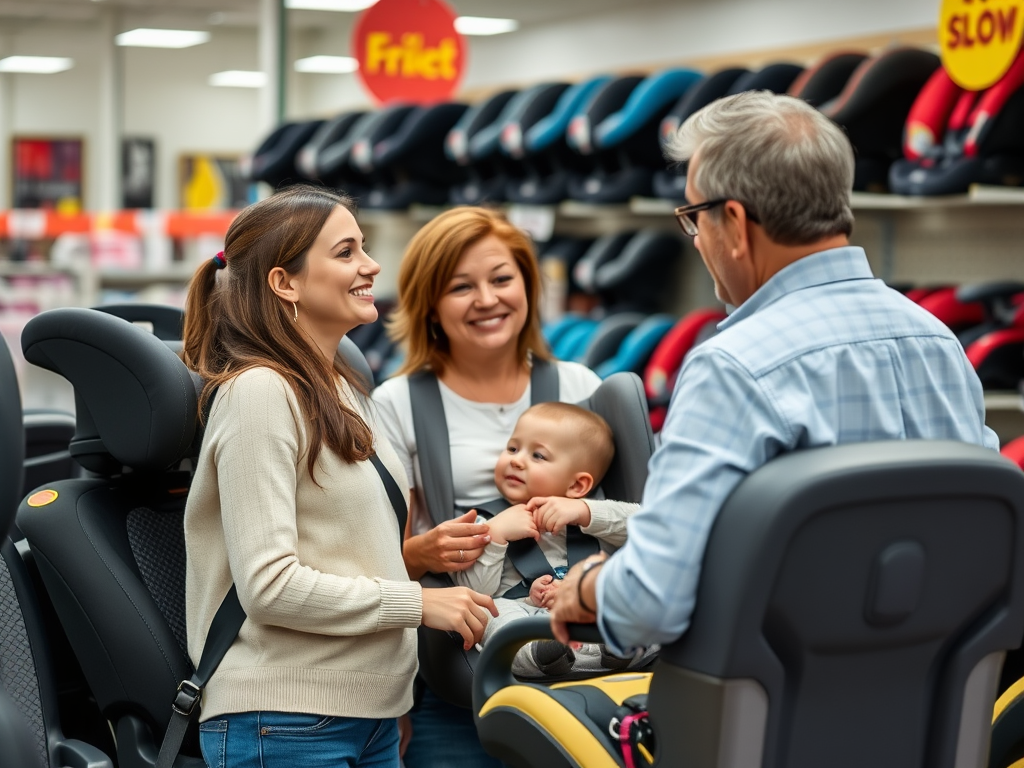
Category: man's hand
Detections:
[
  {"x1": 487, "y1": 504, "x2": 541, "y2": 545},
  {"x1": 528, "y1": 574, "x2": 560, "y2": 608},
  {"x1": 550, "y1": 552, "x2": 607, "y2": 644},
  {"x1": 526, "y1": 496, "x2": 592, "y2": 534}
]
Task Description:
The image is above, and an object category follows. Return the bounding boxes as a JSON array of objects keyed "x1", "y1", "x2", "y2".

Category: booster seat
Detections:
[
  {"x1": 473, "y1": 440, "x2": 1024, "y2": 768},
  {"x1": 788, "y1": 51, "x2": 867, "y2": 107},
  {"x1": 316, "y1": 106, "x2": 416, "y2": 201},
  {"x1": 295, "y1": 110, "x2": 367, "y2": 183}
]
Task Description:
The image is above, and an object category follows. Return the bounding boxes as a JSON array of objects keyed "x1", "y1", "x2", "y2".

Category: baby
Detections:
[{"x1": 452, "y1": 401, "x2": 645, "y2": 678}]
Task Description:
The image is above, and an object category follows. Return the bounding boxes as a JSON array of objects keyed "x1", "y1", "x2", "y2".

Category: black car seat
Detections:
[
  {"x1": 653, "y1": 67, "x2": 748, "y2": 201},
  {"x1": 788, "y1": 51, "x2": 867, "y2": 107},
  {"x1": 244, "y1": 120, "x2": 324, "y2": 190},
  {"x1": 15, "y1": 307, "x2": 375, "y2": 768},
  {"x1": 295, "y1": 110, "x2": 367, "y2": 183},
  {"x1": 0, "y1": 329, "x2": 115, "y2": 768},
  {"x1": 566, "y1": 69, "x2": 702, "y2": 203},
  {"x1": 417, "y1": 372, "x2": 656, "y2": 709},
  {"x1": 473, "y1": 439, "x2": 1024, "y2": 768},
  {"x1": 727, "y1": 62, "x2": 804, "y2": 96},
  {"x1": 575, "y1": 230, "x2": 682, "y2": 314},
  {"x1": 501, "y1": 81, "x2": 595, "y2": 205},
  {"x1": 317, "y1": 106, "x2": 416, "y2": 202},
  {"x1": 354, "y1": 102, "x2": 468, "y2": 209},
  {"x1": 821, "y1": 48, "x2": 941, "y2": 192},
  {"x1": 447, "y1": 89, "x2": 519, "y2": 205}
]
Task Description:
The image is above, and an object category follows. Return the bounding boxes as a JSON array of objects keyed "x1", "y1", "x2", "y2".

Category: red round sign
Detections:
[{"x1": 353, "y1": 0, "x2": 466, "y2": 105}]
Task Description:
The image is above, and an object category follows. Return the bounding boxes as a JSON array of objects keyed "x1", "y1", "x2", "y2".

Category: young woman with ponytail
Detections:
[{"x1": 181, "y1": 185, "x2": 497, "y2": 768}]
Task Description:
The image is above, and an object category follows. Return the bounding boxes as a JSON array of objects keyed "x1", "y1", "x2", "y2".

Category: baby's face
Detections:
[{"x1": 494, "y1": 412, "x2": 581, "y2": 503}]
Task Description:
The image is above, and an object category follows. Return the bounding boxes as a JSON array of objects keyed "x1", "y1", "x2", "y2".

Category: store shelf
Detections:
[
  {"x1": 985, "y1": 391, "x2": 1024, "y2": 413},
  {"x1": 96, "y1": 266, "x2": 196, "y2": 287}
]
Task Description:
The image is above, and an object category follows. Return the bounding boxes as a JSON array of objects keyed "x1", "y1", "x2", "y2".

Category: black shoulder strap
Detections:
[
  {"x1": 409, "y1": 371, "x2": 454, "y2": 528},
  {"x1": 157, "y1": 387, "x2": 409, "y2": 768},
  {"x1": 530, "y1": 358, "x2": 558, "y2": 405},
  {"x1": 408, "y1": 361, "x2": 560, "y2": 528}
]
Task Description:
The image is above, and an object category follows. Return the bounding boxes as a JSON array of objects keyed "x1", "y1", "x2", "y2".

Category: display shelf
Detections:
[
  {"x1": 985, "y1": 391, "x2": 1024, "y2": 412},
  {"x1": 96, "y1": 265, "x2": 196, "y2": 287}
]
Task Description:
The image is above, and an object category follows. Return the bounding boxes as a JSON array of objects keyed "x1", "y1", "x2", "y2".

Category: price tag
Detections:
[
  {"x1": 506, "y1": 205, "x2": 556, "y2": 243},
  {"x1": 7, "y1": 210, "x2": 47, "y2": 239},
  {"x1": 940, "y1": 0, "x2": 1024, "y2": 90}
]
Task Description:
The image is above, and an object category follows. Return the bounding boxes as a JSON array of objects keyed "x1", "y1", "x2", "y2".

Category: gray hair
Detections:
[{"x1": 665, "y1": 91, "x2": 855, "y2": 245}]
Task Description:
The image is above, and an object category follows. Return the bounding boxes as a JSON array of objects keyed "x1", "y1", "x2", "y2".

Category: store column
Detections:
[
  {"x1": 259, "y1": 0, "x2": 286, "y2": 136},
  {"x1": 0, "y1": 32, "x2": 12, "y2": 210},
  {"x1": 96, "y1": 7, "x2": 122, "y2": 211}
]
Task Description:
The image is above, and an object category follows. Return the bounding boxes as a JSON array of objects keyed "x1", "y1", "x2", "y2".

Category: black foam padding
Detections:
[
  {"x1": 22, "y1": 308, "x2": 197, "y2": 474},
  {"x1": 126, "y1": 507, "x2": 187, "y2": 658}
]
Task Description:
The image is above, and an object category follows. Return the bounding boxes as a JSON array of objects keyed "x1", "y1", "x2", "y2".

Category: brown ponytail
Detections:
[{"x1": 183, "y1": 185, "x2": 374, "y2": 480}]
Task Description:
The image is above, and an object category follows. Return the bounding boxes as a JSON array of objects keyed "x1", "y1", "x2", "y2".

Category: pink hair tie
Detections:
[{"x1": 212, "y1": 250, "x2": 226, "y2": 269}]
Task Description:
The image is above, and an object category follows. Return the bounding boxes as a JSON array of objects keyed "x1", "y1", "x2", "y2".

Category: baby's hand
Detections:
[
  {"x1": 538, "y1": 578, "x2": 560, "y2": 609},
  {"x1": 528, "y1": 574, "x2": 554, "y2": 606},
  {"x1": 526, "y1": 497, "x2": 592, "y2": 535},
  {"x1": 487, "y1": 504, "x2": 540, "y2": 545}
]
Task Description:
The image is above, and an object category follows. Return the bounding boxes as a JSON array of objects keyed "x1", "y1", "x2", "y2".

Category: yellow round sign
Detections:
[{"x1": 940, "y1": 0, "x2": 1024, "y2": 91}]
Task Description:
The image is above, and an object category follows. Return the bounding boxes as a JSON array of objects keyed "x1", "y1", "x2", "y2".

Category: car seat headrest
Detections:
[
  {"x1": 496, "y1": 83, "x2": 571, "y2": 158},
  {"x1": 573, "y1": 231, "x2": 635, "y2": 292},
  {"x1": 372, "y1": 102, "x2": 468, "y2": 169},
  {"x1": 726, "y1": 62, "x2": 803, "y2": 96},
  {"x1": 247, "y1": 120, "x2": 324, "y2": 189},
  {"x1": 22, "y1": 308, "x2": 199, "y2": 475},
  {"x1": 446, "y1": 90, "x2": 518, "y2": 164},
  {"x1": 298, "y1": 111, "x2": 366, "y2": 179},
  {"x1": 592, "y1": 68, "x2": 703, "y2": 149},
  {"x1": 348, "y1": 105, "x2": 417, "y2": 174},
  {"x1": 567, "y1": 75, "x2": 644, "y2": 155},
  {"x1": 0, "y1": 333, "x2": 23, "y2": 538},
  {"x1": 95, "y1": 303, "x2": 185, "y2": 341},
  {"x1": 524, "y1": 76, "x2": 613, "y2": 156},
  {"x1": 660, "y1": 68, "x2": 749, "y2": 143},
  {"x1": 339, "y1": 335, "x2": 374, "y2": 392},
  {"x1": 788, "y1": 52, "x2": 867, "y2": 107},
  {"x1": 577, "y1": 372, "x2": 654, "y2": 503}
]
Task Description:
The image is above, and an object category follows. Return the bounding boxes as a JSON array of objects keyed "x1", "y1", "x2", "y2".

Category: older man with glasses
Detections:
[{"x1": 550, "y1": 90, "x2": 999, "y2": 654}]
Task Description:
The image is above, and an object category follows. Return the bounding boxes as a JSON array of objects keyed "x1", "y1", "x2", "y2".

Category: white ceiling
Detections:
[{"x1": 0, "y1": 0, "x2": 681, "y2": 31}]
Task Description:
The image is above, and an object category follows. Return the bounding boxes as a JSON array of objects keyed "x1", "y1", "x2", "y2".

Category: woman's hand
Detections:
[
  {"x1": 526, "y1": 497, "x2": 592, "y2": 534},
  {"x1": 403, "y1": 509, "x2": 491, "y2": 579},
  {"x1": 421, "y1": 587, "x2": 499, "y2": 650}
]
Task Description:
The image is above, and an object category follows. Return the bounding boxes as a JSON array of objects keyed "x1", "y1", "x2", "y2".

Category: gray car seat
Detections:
[
  {"x1": 473, "y1": 440, "x2": 1024, "y2": 768},
  {"x1": 417, "y1": 371, "x2": 656, "y2": 709},
  {"x1": 0, "y1": 329, "x2": 114, "y2": 768}
]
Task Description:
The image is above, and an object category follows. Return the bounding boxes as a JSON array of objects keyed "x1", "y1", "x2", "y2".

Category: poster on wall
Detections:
[
  {"x1": 121, "y1": 137, "x2": 156, "y2": 209},
  {"x1": 11, "y1": 136, "x2": 84, "y2": 212},
  {"x1": 178, "y1": 154, "x2": 249, "y2": 211}
]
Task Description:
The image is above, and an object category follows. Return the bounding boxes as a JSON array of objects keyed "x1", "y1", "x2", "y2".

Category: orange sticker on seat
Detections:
[{"x1": 27, "y1": 489, "x2": 59, "y2": 507}]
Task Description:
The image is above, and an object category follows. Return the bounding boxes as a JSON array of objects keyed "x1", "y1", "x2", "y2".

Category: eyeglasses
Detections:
[{"x1": 673, "y1": 199, "x2": 760, "y2": 237}]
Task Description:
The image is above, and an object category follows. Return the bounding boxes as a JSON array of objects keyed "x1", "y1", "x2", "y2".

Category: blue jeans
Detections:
[
  {"x1": 199, "y1": 711, "x2": 399, "y2": 768},
  {"x1": 402, "y1": 689, "x2": 504, "y2": 768}
]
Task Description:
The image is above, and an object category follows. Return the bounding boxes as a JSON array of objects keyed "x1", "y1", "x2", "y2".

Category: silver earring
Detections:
[
  {"x1": 292, "y1": 302, "x2": 298, "y2": 322},
  {"x1": 430, "y1": 322, "x2": 438, "y2": 340}
]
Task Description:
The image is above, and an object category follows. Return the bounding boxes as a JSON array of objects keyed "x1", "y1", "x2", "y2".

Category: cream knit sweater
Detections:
[{"x1": 184, "y1": 367, "x2": 423, "y2": 721}]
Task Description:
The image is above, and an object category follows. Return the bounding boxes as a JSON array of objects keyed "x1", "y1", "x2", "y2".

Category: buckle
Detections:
[{"x1": 172, "y1": 680, "x2": 202, "y2": 717}]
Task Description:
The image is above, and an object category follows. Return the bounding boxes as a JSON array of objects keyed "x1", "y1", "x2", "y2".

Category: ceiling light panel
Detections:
[
  {"x1": 294, "y1": 55, "x2": 359, "y2": 74},
  {"x1": 209, "y1": 70, "x2": 267, "y2": 88},
  {"x1": 0, "y1": 56, "x2": 74, "y2": 74},
  {"x1": 115, "y1": 28, "x2": 211, "y2": 48},
  {"x1": 285, "y1": 0, "x2": 378, "y2": 11},
  {"x1": 454, "y1": 16, "x2": 519, "y2": 35}
]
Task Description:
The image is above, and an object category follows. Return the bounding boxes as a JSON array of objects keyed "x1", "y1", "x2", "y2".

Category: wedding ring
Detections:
[{"x1": 459, "y1": 549, "x2": 465, "y2": 563}]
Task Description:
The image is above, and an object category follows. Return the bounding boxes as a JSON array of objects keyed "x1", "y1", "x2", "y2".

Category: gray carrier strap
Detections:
[{"x1": 409, "y1": 358, "x2": 559, "y2": 529}]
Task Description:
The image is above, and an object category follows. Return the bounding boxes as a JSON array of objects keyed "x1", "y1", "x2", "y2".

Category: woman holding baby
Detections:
[{"x1": 373, "y1": 207, "x2": 636, "y2": 768}]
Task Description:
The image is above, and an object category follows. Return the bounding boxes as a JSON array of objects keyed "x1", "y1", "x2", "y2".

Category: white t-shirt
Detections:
[{"x1": 372, "y1": 360, "x2": 602, "y2": 535}]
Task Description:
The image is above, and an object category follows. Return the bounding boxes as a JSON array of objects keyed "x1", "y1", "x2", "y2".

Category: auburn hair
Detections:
[
  {"x1": 387, "y1": 206, "x2": 552, "y2": 376},
  {"x1": 182, "y1": 185, "x2": 373, "y2": 480}
]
